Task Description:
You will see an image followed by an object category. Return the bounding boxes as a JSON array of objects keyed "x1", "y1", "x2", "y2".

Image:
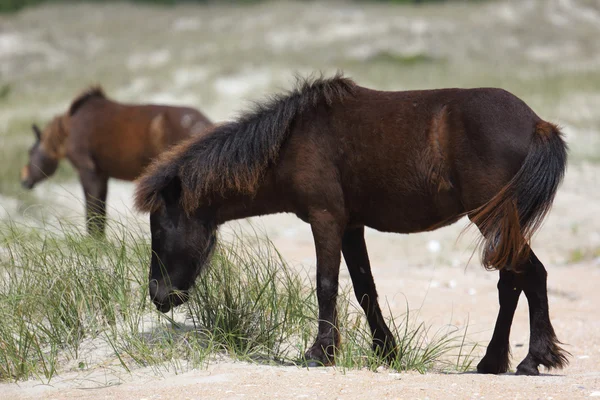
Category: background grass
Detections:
[
  {"x1": 0, "y1": 0, "x2": 481, "y2": 14},
  {"x1": 1, "y1": 0, "x2": 599, "y2": 204}
]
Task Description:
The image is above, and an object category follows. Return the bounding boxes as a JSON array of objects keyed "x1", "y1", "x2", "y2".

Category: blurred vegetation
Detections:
[
  {"x1": 0, "y1": 0, "x2": 484, "y2": 13},
  {"x1": 0, "y1": 84, "x2": 10, "y2": 101}
]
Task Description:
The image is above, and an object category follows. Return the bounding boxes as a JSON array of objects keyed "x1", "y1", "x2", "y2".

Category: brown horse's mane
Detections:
[
  {"x1": 135, "y1": 73, "x2": 356, "y2": 214},
  {"x1": 69, "y1": 86, "x2": 106, "y2": 116},
  {"x1": 39, "y1": 115, "x2": 68, "y2": 159}
]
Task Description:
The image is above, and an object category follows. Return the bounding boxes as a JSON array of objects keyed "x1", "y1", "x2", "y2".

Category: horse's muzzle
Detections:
[
  {"x1": 21, "y1": 179, "x2": 34, "y2": 190},
  {"x1": 149, "y1": 280, "x2": 190, "y2": 313}
]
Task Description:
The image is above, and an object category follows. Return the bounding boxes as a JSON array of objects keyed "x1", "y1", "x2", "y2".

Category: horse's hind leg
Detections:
[
  {"x1": 342, "y1": 226, "x2": 397, "y2": 362},
  {"x1": 477, "y1": 269, "x2": 521, "y2": 374},
  {"x1": 79, "y1": 170, "x2": 108, "y2": 238},
  {"x1": 478, "y1": 249, "x2": 569, "y2": 375},
  {"x1": 515, "y1": 250, "x2": 569, "y2": 375}
]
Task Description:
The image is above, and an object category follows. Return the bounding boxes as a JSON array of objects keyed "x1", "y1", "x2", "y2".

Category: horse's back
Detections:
[
  {"x1": 279, "y1": 86, "x2": 546, "y2": 233},
  {"x1": 67, "y1": 99, "x2": 210, "y2": 180},
  {"x1": 144, "y1": 104, "x2": 212, "y2": 139}
]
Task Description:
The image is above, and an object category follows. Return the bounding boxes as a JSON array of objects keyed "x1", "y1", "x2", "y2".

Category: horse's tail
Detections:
[{"x1": 470, "y1": 121, "x2": 567, "y2": 271}]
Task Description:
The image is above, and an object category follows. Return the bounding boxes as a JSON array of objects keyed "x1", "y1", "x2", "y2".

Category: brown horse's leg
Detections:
[
  {"x1": 342, "y1": 226, "x2": 397, "y2": 362},
  {"x1": 304, "y1": 209, "x2": 344, "y2": 366},
  {"x1": 515, "y1": 250, "x2": 569, "y2": 375},
  {"x1": 477, "y1": 269, "x2": 521, "y2": 374},
  {"x1": 79, "y1": 170, "x2": 108, "y2": 238}
]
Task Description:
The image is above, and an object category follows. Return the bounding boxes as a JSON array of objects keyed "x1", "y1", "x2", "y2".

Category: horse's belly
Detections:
[
  {"x1": 364, "y1": 213, "x2": 462, "y2": 234},
  {"x1": 356, "y1": 192, "x2": 464, "y2": 234}
]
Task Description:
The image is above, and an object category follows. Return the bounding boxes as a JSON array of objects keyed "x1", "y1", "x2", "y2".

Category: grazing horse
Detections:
[
  {"x1": 21, "y1": 87, "x2": 212, "y2": 236},
  {"x1": 134, "y1": 74, "x2": 569, "y2": 375}
]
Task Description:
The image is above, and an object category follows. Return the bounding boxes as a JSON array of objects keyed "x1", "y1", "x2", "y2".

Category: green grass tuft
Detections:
[{"x1": 0, "y1": 216, "x2": 474, "y2": 382}]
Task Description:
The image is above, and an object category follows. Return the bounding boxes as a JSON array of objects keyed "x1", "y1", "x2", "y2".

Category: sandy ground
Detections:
[{"x1": 2, "y1": 165, "x2": 600, "y2": 400}]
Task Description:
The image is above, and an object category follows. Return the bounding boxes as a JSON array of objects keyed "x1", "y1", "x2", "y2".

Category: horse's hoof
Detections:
[
  {"x1": 515, "y1": 354, "x2": 541, "y2": 376},
  {"x1": 303, "y1": 346, "x2": 334, "y2": 367},
  {"x1": 515, "y1": 367, "x2": 539, "y2": 376},
  {"x1": 373, "y1": 345, "x2": 397, "y2": 365},
  {"x1": 304, "y1": 359, "x2": 325, "y2": 368},
  {"x1": 476, "y1": 357, "x2": 508, "y2": 374},
  {"x1": 302, "y1": 357, "x2": 333, "y2": 367},
  {"x1": 515, "y1": 364, "x2": 540, "y2": 376}
]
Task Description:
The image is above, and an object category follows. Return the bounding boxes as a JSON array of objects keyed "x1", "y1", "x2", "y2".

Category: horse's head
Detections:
[
  {"x1": 21, "y1": 121, "x2": 62, "y2": 189},
  {"x1": 145, "y1": 176, "x2": 217, "y2": 312}
]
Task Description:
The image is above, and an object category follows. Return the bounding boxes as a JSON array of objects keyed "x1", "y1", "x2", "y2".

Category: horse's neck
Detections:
[
  {"x1": 213, "y1": 176, "x2": 288, "y2": 225},
  {"x1": 44, "y1": 115, "x2": 69, "y2": 159}
]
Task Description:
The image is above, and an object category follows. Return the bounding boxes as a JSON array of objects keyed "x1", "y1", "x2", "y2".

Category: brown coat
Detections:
[
  {"x1": 22, "y1": 87, "x2": 212, "y2": 236},
  {"x1": 135, "y1": 74, "x2": 568, "y2": 375}
]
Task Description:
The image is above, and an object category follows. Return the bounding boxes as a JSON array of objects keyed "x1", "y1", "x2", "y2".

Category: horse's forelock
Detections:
[
  {"x1": 134, "y1": 173, "x2": 166, "y2": 213},
  {"x1": 135, "y1": 160, "x2": 177, "y2": 213},
  {"x1": 134, "y1": 139, "x2": 195, "y2": 213}
]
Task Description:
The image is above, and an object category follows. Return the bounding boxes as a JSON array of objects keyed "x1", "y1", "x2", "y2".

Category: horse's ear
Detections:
[{"x1": 32, "y1": 124, "x2": 41, "y2": 141}]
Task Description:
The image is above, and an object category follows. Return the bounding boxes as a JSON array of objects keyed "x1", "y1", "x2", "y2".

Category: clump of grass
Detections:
[
  {"x1": 0, "y1": 215, "x2": 475, "y2": 383},
  {"x1": 567, "y1": 246, "x2": 600, "y2": 264},
  {"x1": 187, "y1": 235, "x2": 317, "y2": 363},
  {"x1": 184, "y1": 232, "x2": 476, "y2": 372},
  {"x1": 0, "y1": 218, "x2": 150, "y2": 381},
  {"x1": 334, "y1": 301, "x2": 477, "y2": 373}
]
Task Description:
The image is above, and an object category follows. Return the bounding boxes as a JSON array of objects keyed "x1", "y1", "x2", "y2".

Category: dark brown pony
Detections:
[
  {"x1": 134, "y1": 74, "x2": 569, "y2": 375},
  {"x1": 21, "y1": 87, "x2": 212, "y2": 236}
]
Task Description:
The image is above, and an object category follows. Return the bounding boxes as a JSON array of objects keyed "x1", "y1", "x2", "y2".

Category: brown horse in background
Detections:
[
  {"x1": 135, "y1": 74, "x2": 569, "y2": 375},
  {"x1": 21, "y1": 87, "x2": 212, "y2": 236}
]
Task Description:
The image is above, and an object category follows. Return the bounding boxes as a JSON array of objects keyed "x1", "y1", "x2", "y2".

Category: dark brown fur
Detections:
[
  {"x1": 22, "y1": 86, "x2": 213, "y2": 236},
  {"x1": 135, "y1": 74, "x2": 569, "y2": 374}
]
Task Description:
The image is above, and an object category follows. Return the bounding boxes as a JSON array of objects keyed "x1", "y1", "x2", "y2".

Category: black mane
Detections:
[
  {"x1": 69, "y1": 86, "x2": 106, "y2": 116},
  {"x1": 135, "y1": 73, "x2": 356, "y2": 213}
]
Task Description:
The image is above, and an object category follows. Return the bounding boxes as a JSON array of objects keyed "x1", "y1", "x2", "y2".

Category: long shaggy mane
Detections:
[{"x1": 135, "y1": 73, "x2": 356, "y2": 214}]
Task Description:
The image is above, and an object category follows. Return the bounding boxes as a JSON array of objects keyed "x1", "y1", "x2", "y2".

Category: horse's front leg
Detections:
[
  {"x1": 79, "y1": 169, "x2": 108, "y2": 238},
  {"x1": 304, "y1": 209, "x2": 345, "y2": 366}
]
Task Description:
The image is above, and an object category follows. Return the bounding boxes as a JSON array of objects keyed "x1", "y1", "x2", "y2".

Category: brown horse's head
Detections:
[
  {"x1": 21, "y1": 121, "x2": 65, "y2": 189},
  {"x1": 138, "y1": 173, "x2": 217, "y2": 313}
]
